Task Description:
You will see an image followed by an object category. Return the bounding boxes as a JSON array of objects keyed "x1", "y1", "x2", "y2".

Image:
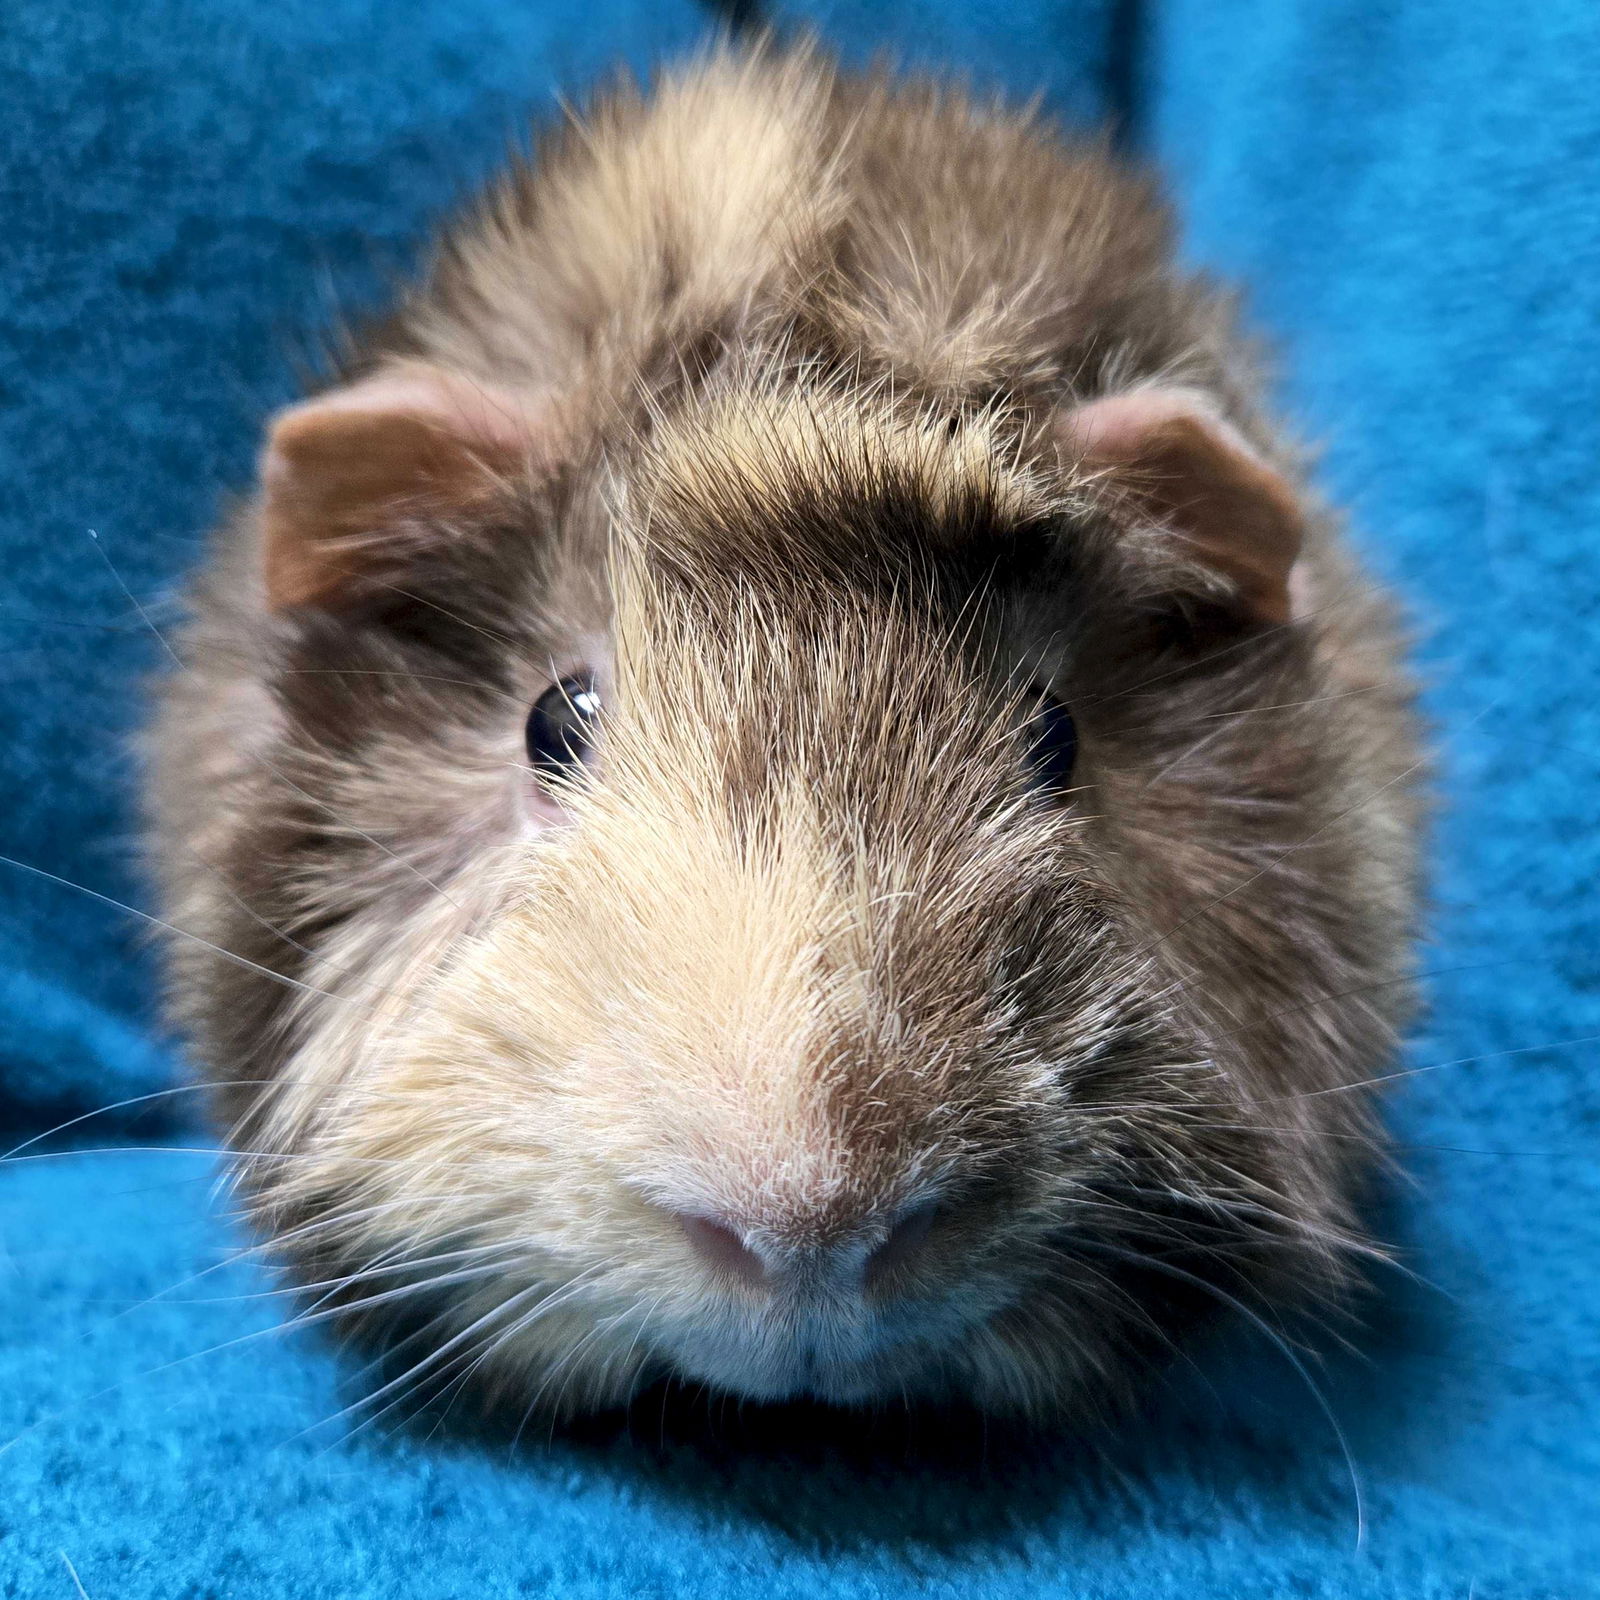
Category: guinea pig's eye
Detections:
[
  {"x1": 525, "y1": 675, "x2": 602, "y2": 787},
  {"x1": 1026, "y1": 691, "x2": 1078, "y2": 794}
]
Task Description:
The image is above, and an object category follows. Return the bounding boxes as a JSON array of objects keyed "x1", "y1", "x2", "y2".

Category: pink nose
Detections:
[
  {"x1": 677, "y1": 1214, "x2": 769, "y2": 1287},
  {"x1": 674, "y1": 1203, "x2": 939, "y2": 1294}
]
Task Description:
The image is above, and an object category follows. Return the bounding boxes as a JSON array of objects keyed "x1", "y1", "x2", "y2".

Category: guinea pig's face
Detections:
[{"x1": 201, "y1": 367, "x2": 1387, "y2": 1418}]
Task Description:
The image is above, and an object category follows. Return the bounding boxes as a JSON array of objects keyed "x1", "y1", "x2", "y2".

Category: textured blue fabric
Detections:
[{"x1": 3, "y1": 0, "x2": 1597, "y2": 1594}]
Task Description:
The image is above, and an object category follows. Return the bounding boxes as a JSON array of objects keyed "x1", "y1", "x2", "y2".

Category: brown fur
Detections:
[{"x1": 145, "y1": 44, "x2": 1422, "y2": 1419}]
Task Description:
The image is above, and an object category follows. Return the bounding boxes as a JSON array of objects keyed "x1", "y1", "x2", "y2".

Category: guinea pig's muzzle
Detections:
[
  {"x1": 673, "y1": 1200, "x2": 939, "y2": 1295},
  {"x1": 651, "y1": 1199, "x2": 969, "y2": 1402}
]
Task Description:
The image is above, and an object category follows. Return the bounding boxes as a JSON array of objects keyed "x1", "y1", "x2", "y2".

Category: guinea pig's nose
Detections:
[
  {"x1": 676, "y1": 1213, "x2": 769, "y2": 1288},
  {"x1": 673, "y1": 1202, "x2": 939, "y2": 1295},
  {"x1": 863, "y1": 1200, "x2": 939, "y2": 1289}
]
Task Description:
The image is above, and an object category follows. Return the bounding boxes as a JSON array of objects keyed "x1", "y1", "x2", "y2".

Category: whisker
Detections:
[
  {"x1": 268, "y1": 1262, "x2": 522, "y2": 1335},
  {"x1": 1079, "y1": 1241, "x2": 1368, "y2": 1553},
  {"x1": 89, "y1": 526, "x2": 464, "y2": 911},
  {"x1": 1141, "y1": 718, "x2": 1234, "y2": 790},
  {"x1": 2, "y1": 1143, "x2": 535, "y2": 1175},
  {"x1": 0, "y1": 1273, "x2": 455, "y2": 1461},
  {"x1": 113, "y1": 1241, "x2": 520, "y2": 1313},
  {"x1": 1082, "y1": 577, "x2": 1391, "y2": 712},
  {"x1": 1288, "y1": 1031, "x2": 1600, "y2": 1101},
  {"x1": 0, "y1": 853, "x2": 350, "y2": 1004},
  {"x1": 1208, "y1": 956, "x2": 1534, "y2": 1044},
  {"x1": 0, "y1": 1073, "x2": 548, "y2": 1166},
  {"x1": 368, "y1": 580, "x2": 528, "y2": 659},
  {"x1": 305, "y1": 1269, "x2": 609, "y2": 1445},
  {"x1": 0, "y1": 609, "x2": 147, "y2": 635},
  {"x1": 1192, "y1": 684, "x2": 1388, "y2": 720},
  {"x1": 58, "y1": 1551, "x2": 93, "y2": 1600},
  {"x1": 278, "y1": 667, "x2": 525, "y2": 707},
  {"x1": 1133, "y1": 741, "x2": 1436, "y2": 965},
  {"x1": 1179, "y1": 1122, "x2": 1569, "y2": 1161}
]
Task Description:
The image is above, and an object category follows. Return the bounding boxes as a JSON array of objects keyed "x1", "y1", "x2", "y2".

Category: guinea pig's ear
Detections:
[
  {"x1": 259, "y1": 363, "x2": 554, "y2": 610},
  {"x1": 1057, "y1": 387, "x2": 1304, "y2": 628}
]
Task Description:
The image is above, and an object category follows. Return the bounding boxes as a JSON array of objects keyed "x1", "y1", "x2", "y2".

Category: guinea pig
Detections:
[{"x1": 146, "y1": 44, "x2": 1423, "y2": 1421}]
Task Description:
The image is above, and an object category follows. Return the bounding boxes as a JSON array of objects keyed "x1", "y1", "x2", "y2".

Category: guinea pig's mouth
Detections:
[
  {"x1": 666, "y1": 1329, "x2": 931, "y2": 1405},
  {"x1": 651, "y1": 1282, "x2": 987, "y2": 1406}
]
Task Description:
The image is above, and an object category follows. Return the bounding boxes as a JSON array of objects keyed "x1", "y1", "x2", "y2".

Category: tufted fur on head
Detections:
[{"x1": 146, "y1": 43, "x2": 1422, "y2": 1420}]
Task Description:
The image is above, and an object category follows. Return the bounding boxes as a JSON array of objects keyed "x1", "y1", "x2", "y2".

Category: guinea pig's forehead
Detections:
[
  {"x1": 621, "y1": 383, "x2": 1064, "y2": 595},
  {"x1": 638, "y1": 505, "x2": 1060, "y2": 612}
]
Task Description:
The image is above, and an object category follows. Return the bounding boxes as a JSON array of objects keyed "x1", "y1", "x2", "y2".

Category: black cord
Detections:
[
  {"x1": 1104, "y1": 0, "x2": 1145, "y2": 153},
  {"x1": 698, "y1": 0, "x2": 769, "y2": 40}
]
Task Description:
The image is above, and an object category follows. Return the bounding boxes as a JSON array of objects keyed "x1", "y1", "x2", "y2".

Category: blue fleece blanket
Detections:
[{"x1": 4, "y1": 1, "x2": 1597, "y2": 1594}]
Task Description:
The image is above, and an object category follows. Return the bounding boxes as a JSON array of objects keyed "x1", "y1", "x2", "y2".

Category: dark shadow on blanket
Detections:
[{"x1": 381, "y1": 1177, "x2": 1472, "y2": 1563}]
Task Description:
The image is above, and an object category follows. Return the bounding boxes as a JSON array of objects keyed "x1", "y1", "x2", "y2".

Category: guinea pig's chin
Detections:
[
  {"x1": 665, "y1": 1339, "x2": 920, "y2": 1407},
  {"x1": 651, "y1": 1300, "x2": 966, "y2": 1407}
]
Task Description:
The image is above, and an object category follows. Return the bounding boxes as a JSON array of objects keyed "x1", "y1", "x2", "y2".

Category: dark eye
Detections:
[
  {"x1": 525, "y1": 675, "x2": 602, "y2": 787},
  {"x1": 1027, "y1": 691, "x2": 1078, "y2": 794}
]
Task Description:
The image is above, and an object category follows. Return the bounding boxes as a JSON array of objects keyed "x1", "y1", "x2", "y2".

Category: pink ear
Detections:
[
  {"x1": 1058, "y1": 388, "x2": 1304, "y2": 626},
  {"x1": 259, "y1": 364, "x2": 555, "y2": 610}
]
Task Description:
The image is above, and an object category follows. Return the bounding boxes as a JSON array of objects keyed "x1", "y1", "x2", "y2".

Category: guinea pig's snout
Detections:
[
  {"x1": 675, "y1": 1213, "x2": 769, "y2": 1288},
  {"x1": 670, "y1": 1202, "x2": 940, "y2": 1299}
]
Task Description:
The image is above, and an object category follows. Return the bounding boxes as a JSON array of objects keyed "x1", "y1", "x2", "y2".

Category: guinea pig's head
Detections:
[{"x1": 186, "y1": 359, "x2": 1407, "y2": 1419}]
